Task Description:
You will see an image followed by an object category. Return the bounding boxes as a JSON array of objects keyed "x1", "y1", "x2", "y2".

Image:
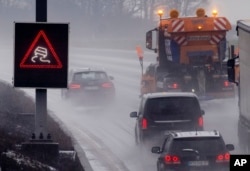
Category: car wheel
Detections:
[
  {"x1": 158, "y1": 162, "x2": 167, "y2": 171},
  {"x1": 138, "y1": 134, "x2": 150, "y2": 152},
  {"x1": 61, "y1": 90, "x2": 68, "y2": 100},
  {"x1": 135, "y1": 128, "x2": 139, "y2": 145},
  {"x1": 157, "y1": 162, "x2": 161, "y2": 171},
  {"x1": 139, "y1": 132, "x2": 148, "y2": 146}
]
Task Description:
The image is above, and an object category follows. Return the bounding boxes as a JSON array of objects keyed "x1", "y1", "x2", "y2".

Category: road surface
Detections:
[{"x1": 0, "y1": 46, "x2": 241, "y2": 171}]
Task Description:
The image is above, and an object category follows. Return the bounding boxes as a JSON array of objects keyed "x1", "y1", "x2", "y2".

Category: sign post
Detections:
[
  {"x1": 12, "y1": 0, "x2": 70, "y2": 165},
  {"x1": 35, "y1": 89, "x2": 47, "y2": 139},
  {"x1": 35, "y1": 0, "x2": 47, "y2": 142},
  {"x1": 14, "y1": 0, "x2": 68, "y2": 140}
]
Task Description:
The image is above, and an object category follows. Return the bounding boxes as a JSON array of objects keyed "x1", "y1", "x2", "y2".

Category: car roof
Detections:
[
  {"x1": 143, "y1": 92, "x2": 198, "y2": 99},
  {"x1": 70, "y1": 67, "x2": 106, "y2": 73},
  {"x1": 169, "y1": 130, "x2": 221, "y2": 139}
]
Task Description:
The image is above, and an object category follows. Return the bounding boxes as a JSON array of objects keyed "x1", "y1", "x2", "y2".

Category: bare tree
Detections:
[{"x1": 139, "y1": 0, "x2": 209, "y2": 20}]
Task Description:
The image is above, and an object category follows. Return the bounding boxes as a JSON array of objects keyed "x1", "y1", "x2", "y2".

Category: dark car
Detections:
[
  {"x1": 130, "y1": 92, "x2": 204, "y2": 145},
  {"x1": 61, "y1": 68, "x2": 115, "y2": 105},
  {"x1": 151, "y1": 130, "x2": 234, "y2": 171}
]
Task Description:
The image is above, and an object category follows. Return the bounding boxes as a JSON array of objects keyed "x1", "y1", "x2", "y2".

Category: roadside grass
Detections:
[{"x1": 0, "y1": 80, "x2": 84, "y2": 170}]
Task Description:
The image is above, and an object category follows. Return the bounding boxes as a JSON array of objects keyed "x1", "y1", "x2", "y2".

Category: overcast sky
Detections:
[{"x1": 209, "y1": 0, "x2": 250, "y2": 23}]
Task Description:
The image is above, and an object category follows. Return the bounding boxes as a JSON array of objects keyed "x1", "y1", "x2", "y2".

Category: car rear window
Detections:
[
  {"x1": 170, "y1": 137, "x2": 225, "y2": 154},
  {"x1": 73, "y1": 71, "x2": 108, "y2": 82},
  {"x1": 145, "y1": 97, "x2": 201, "y2": 120}
]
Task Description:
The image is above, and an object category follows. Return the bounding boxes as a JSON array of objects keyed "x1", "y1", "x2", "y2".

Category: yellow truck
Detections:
[{"x1": 141, "y1": 8, "x2": 235, "y2": 99}]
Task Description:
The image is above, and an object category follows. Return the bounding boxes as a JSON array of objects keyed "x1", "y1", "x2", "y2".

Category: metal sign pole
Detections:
[
  {"x1": 35, "y1": 0, "x2": 47, "y2": 139},
  {"x1": 17, "y1": 1, "x2": 60, "y2": 164}
]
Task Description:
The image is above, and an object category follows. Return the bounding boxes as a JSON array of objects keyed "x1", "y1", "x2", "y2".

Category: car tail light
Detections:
[
  {"x1": 167, "y1": 83, "x2": 179, "y2": 89},
  {"x1": 223, "y1": 81, "x2": 229, "y2": 87},
  {"x1": 216, "y1": 152, "x2": 230, "y2": 162},
  {"x1": 198, "y1": 116, "x2": 203, "y2": 127},
  {"x1": 102, "y1": 82, "x2": 113, "y2": 88},
  {"x1": 141, "y1": 118, "x2": 147, "y2": 129},
  {"x1": 225, "y1": 153, "x2": 230, "y2": 160},
  {"x1": 69, "y1": 84, "x2": 81, "y2": 89},
  {"x1": 164, "y1": 155, "x2": 181, "y2": 164}
]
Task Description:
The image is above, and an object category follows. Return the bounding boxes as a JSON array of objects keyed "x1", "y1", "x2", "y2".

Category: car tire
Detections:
[
  {"x1": 158, "y1": 162, "x2": 167, "y2": 171},
  {"x1": 61, "y1": 90, "x2": 68, "y2": 100},
  {"x1": 139, "y1": 133, "x2": 148, "y2": 146},
  {"x1": 157, "y1": 162, "x2": 161, "y2": 171},
  {"x1": 135, "y1": 128, "x2": 139, "y2": 145}
]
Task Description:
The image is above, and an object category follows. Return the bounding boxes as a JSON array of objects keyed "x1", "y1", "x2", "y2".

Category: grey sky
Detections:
[{"x1": 209, "y1": 0, "x2": 250, "y2": 23}]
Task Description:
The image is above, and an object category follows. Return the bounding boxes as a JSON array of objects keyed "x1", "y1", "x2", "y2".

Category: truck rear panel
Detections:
[{"x1": 237, "y1": 20, "x2": 250, "y2": 122}]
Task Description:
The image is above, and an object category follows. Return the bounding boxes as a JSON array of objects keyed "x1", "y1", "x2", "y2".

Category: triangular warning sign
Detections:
[{"x1": 20, "y1": 30, "x2": 63, "y2": 69}]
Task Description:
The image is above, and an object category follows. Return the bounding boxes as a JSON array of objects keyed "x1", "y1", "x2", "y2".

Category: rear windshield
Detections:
[
  {"x1": 169, "y1": 137, "x2": 225, "y2": 154},
  {"x1": 145, "y1": 97, "x2": 201, "y2": 119},
  {"x1": 73, "y1": 71, "x2": 108, "y2": 82}
]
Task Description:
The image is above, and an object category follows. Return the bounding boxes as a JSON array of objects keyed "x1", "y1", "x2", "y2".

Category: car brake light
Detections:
[
  {"x1": 142, "y1": 118, "x2": 147, "y2": 129},
  {"x1": 217, "y1": 154, "x2": 223, "y2": 161},
  {"x1": 173, "y1": 83, "x2": 178, "y2": 89},
  {"x1": 164, "y1": 155, "x2": 181, "y2": 164},
  {"x1": 102, "y1": 82, "x2": 113, "y2": 88},
  {"x1": 224, "y1": 153, "x2": 230, "y2": 160},
  {"x1": 224, "y1": 81, "x2": 229, "y2": 87},
  {"x1": 168, "y1": 83, "x2": 179, "y2": 89},
  {"x1": 69, "y1": 84, "x2": 81, "y2": 89},
  {"x1": 216, "y1": 152, "x2": 230, "y2": 162},
  {"x1": 198, "y1": 116, "x2": 203, "y2": 127}
]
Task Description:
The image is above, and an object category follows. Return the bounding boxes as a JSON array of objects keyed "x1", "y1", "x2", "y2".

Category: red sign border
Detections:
[{"x1": 19, "y1": 30, "x2": 63, "y2": 69}]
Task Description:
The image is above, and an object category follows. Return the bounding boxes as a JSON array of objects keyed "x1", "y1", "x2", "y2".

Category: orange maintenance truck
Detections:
[{"x1": 141, "y1": 8, "x2": 235, "y2": 99}]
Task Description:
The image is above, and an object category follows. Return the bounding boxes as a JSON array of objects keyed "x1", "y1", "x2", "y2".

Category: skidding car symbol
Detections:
[{"x1": 31, "y1": 46, "x2": 51, "y2": 63}]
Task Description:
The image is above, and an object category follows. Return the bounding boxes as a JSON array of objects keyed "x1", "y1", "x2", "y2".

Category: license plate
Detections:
[
  {"x1": 85, "y1": 86, "x2": 99, "y2": 90},
  {"x1": 188, "y1": 160, "x2": 209, "y2": 166}
]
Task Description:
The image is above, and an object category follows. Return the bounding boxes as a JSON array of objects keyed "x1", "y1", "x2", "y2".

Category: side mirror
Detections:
[
  {"x1": 146, "y1": 29, "x2": 157, "y2": 53},
  {"x1": 146, "y1": 30, "x2": 153, "y2": 49},
  {"x1": 109, "y1": 76, "x2": 114, "y2": 80},
  {"x1": 130, "y1": 111, "x2": 138, "y2": 118},
  {"x1": 151, "y1": 146, "x2": 161, "y2": 154},
  {"x1": 226, "y1": 144, "x2": 235, "y2": 151},
  {"x1": 201, "y1": 110, "x2": 205, "y2": 115}
]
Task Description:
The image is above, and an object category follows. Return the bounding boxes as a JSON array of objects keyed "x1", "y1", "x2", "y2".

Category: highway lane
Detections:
[{"x1": 0, "y1": 46, "x2": 241, "y2": 171}]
